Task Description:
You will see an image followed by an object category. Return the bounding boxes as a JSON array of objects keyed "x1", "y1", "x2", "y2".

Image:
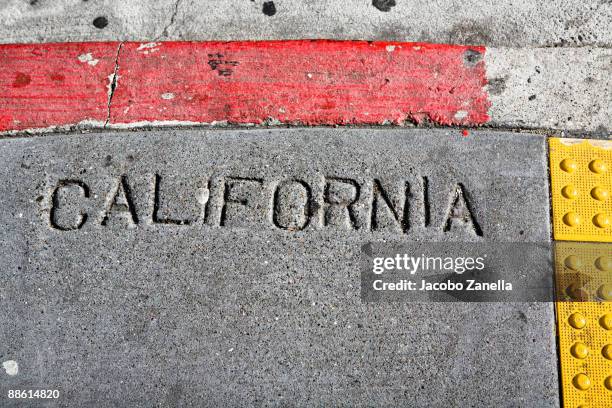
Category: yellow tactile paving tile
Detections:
[
  {"x1": 554, "y1": 242, "x2": 612, "y2": 408},
  {"x1": 549, "y1": 138, "x2": 612, "y2": 242}
]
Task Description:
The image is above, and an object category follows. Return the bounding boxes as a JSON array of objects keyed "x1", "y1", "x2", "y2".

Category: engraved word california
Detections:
[{"x1": 47, "y1": 174, "x2": 483, "y2": 236}]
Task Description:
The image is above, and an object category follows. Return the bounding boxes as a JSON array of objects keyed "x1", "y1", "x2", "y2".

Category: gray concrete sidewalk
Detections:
[
  {"x1": 1, "y1": 0, "x2": 610, "y2": 47},
  {"x1": 0, "y1": 128, "x2": 558, "y2": 407}
]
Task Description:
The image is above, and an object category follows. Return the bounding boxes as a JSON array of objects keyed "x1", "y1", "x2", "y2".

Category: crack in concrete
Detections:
[
  {"x1": 1, "y1": 123, "x2": 609, "y2": 141},
  {"x1": 105, "y1": 42, "x2": 124, "y2": 128},
  {"x1": 159, "y1": 0, "x2": 182, "y2": 39}
]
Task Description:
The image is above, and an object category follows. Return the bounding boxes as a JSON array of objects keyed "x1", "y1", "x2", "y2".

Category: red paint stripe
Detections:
[{"x1": 0, "y1": 41, "x2": 490, "y2": 132}]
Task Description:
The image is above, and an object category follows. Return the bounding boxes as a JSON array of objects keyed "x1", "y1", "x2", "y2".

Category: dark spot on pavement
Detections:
[
  {"x1": 93, "y1": 16, "x2": 108, "y2": 29},
  {"x1": 361, "y1": 243, "x2": 373, "y2": 257},
  {"x1": 29, "y1": 0, "x2": 38, "y2": 6},
  {"x1": 448, "y1": 20, "x2": 492, "y2": 45},
  {"x1": 13, "y1": 72, "x2": 31, "y2": 88},
  {"x1": 528, "y1": 95, "x2": 536, "y2": 101},
  {"x1": 207, "y1": 53, "x2": 239, "y2": 76},
  {"x1": 373, "y1": 0, "x2": 396, "y2": 12},
  {"x1": 487, "y1": 77, "x2": 507, "y2": 95},
  {"x1": 463, "y1": 49, "x2": 483, "y2": 66},
  {"x1": 321, "y1": 101, "x2": 336, "y2": 110},
  {"x1": 378, "y1": 22, "x2": 410, "y2": 40},
  {"x1": 50, "y1": 73, "x2": 65, "y2": 82},
  {"x1": 262, "y1": 1, "x2": 276, "y2": 16}
]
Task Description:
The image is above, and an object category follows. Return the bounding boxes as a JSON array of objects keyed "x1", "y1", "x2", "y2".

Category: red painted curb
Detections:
[
  {"x1": 0, "y1": 42, "x2": 119, "y2": 131},
  {"x1": 0, "y1": 41, "x2": 490, "y2": 132}
]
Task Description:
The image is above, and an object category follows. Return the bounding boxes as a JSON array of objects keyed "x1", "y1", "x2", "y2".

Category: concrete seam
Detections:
[{"x1": 158, "y1": 0, "x2": 183, "y2": 40}]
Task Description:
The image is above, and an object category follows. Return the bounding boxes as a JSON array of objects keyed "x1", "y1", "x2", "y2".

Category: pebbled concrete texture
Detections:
[
  {"x1": 0, "y1": 0, "x2": 610, "y2": 47},
  {"x1": 0, "y1": 128, "x2": 558, "y2": 407},
  {"x1": 487, "y1": 47, "x2": 612, "y2": 133}
]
